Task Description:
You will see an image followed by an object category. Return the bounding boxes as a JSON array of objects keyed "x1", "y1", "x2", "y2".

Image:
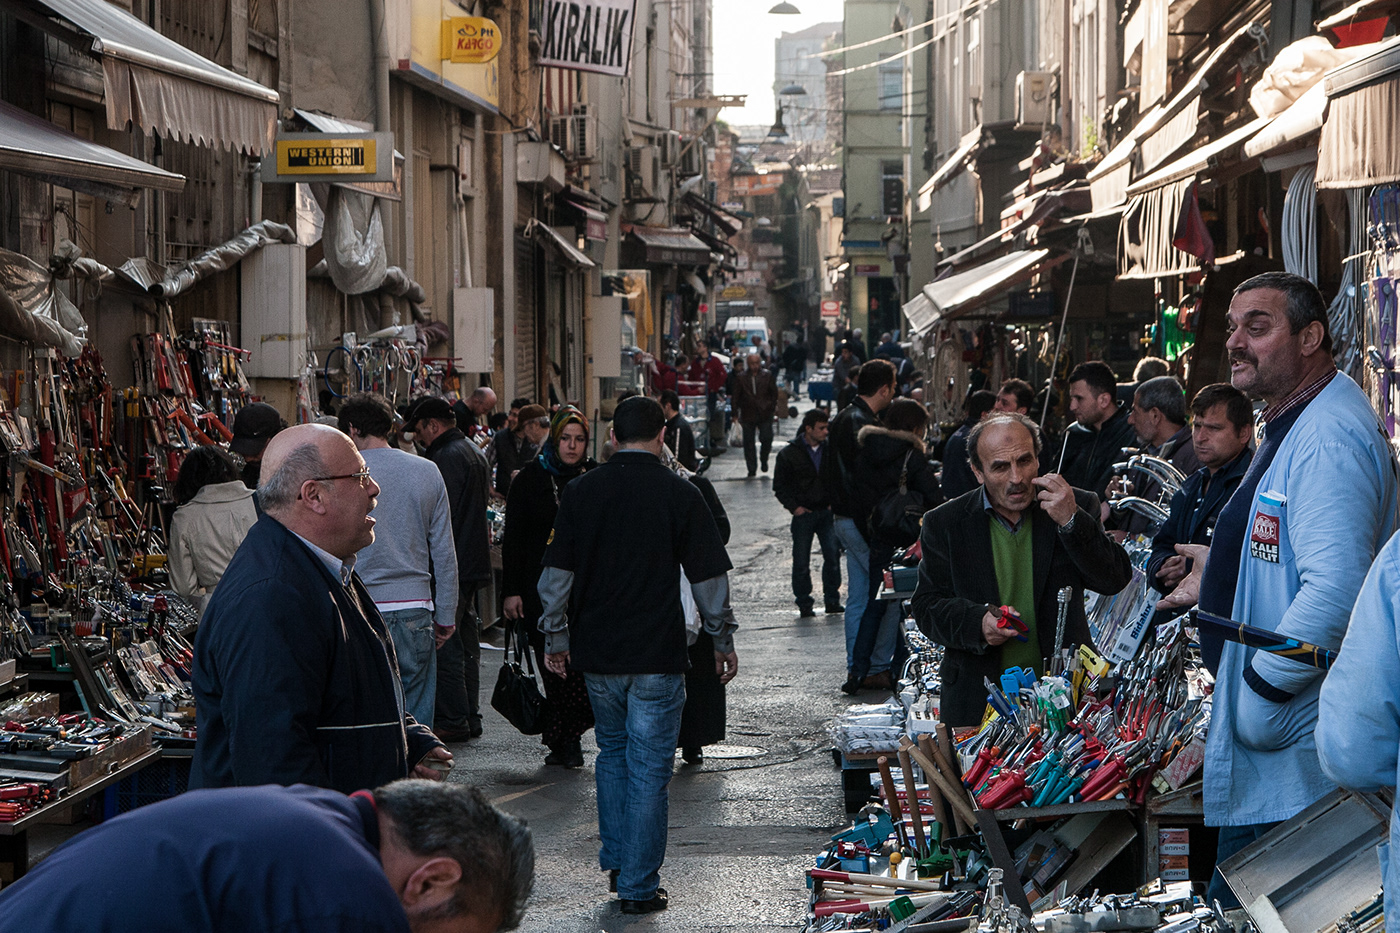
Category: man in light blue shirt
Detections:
[{"x1": 339, "y1": 393, "x2": 458, "y2": 728}]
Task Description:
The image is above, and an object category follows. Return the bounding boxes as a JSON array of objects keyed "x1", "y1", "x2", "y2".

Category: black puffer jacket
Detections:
[{"x1": 853, "y1": 425, "x2": 945, "y2": 543}]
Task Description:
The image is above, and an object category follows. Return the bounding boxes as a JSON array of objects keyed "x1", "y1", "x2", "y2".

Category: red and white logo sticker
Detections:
[{"x1": 1249, "y1": 511, "x2": 1280, "y2": 563}]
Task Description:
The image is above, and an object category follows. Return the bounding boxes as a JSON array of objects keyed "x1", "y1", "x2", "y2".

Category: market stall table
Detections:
[{"x1": 0, "y1": 747, "x2": 160, "y2": 880}]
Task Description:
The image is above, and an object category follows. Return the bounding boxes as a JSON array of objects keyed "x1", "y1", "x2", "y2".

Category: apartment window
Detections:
[{"x1": 878, "y1": 64, "x2": 902, "y2": 111}]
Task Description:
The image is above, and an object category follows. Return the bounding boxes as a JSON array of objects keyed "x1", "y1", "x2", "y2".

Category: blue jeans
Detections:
[
  {"x1": 585, "y1": 672, "x2": 687, "y2": 900},
  {"x1": 383, "y1": 607, "x2": 437, "y2": 728},
  {"x1": 1208, "y1": 822, "x2": 1279, "y2": 909},
  {"x1": 848, "y1": 544, "x2": 904, "y2": 682},
  {"x1": 791, "y1": 509, "x2": 841, "y2": 611},
  {"x1": 833, "y1": 517, "x2": 869, "y2": 669}
]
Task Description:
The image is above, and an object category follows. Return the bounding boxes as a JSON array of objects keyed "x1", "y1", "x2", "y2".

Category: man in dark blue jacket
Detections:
[
  {"x1": 773, "y1": 408, "x2": 842, "y2": 617},
  {"x1": 192, "y1": 424, "x2": 448, "y2": 794},
  {"x1": 0, "y1": 780, "x2": 533, "y2": 933},
  {"x1": 1147, "y1": 384, "x2": 1253, "y2": 596}
]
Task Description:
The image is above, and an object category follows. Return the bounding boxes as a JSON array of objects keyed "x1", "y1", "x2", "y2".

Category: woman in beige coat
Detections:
[{"x1": 169, "y1": 445, "x2": 258, "y2": 614}]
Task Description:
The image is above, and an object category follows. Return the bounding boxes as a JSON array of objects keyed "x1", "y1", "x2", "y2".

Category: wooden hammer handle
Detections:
[
  {"x1": 901, "y1": 740, "x2": 977, "y2": 828},
  {"x1": 897, "y1": 748, "x2": 928, "y2": 855}
]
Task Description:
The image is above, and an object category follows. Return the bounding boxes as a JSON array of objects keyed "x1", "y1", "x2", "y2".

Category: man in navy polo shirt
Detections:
[
  {"x1": 0, "y1": 779, "x2": 533, "y2": 933},
  {"x1": 538, "y1": 396, "x2": 738, "y2": 915}
]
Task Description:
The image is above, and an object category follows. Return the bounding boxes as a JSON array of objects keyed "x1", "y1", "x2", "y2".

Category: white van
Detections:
[{"x1": 723, "y1": 316, "x2": 771, "y2": 354}]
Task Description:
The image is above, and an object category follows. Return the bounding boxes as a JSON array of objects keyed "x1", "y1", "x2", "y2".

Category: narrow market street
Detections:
[{"x1": 452, "y1": 408, "x2": 853, "y2": 931}]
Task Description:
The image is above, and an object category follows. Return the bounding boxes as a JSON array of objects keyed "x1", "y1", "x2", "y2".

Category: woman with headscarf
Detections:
[{"x1": 501, "y1": 406, "x2": 598, "y2": 767}]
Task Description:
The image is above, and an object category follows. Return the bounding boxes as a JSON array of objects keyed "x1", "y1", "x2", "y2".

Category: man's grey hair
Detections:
[
  {"x1": 256, "y1": 443, "x2": 328, "y2": 513},
  {"x1": 374, "y1": 780, "x2": 535, "y2": 930},
  {"x1": 1135, "y1": 376, "x2": 1187, "y2": 426},
  {"x1": 968, "y1": 412, "x2": 1043, "y2": 472}
]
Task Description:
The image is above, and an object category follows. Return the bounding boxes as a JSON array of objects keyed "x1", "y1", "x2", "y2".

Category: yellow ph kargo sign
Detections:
[
  {"x1": 441, "y1": 16, "x2": 501, "y2": 64},
  {"x1": 276, "y1": 138, "x2": 377, "y2": 175}
]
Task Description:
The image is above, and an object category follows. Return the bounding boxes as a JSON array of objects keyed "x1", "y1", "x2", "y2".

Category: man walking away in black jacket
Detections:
[
  {"x1": 773, "y1": 408, "x2": 842, "y2": 618},
  {"x1": 406, "y1": 396, "x2": 493, "y2": 743},
  {"x1": 1060, "y1": 361, "x2": 1138, "y2": 504}
]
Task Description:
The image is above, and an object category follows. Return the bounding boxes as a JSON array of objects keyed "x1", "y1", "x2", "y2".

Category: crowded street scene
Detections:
[{"x1": 0, "y1": 0, "x2": 1399, "y2": 931}]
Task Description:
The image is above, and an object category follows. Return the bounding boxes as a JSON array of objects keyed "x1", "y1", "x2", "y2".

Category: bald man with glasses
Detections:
[{"x1": 191, "y1": 423, "x2": 451, "y2": 795}]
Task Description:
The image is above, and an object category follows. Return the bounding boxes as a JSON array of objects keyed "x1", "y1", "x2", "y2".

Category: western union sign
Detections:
[
  {"x1": 280, "y1": 140, "x2": 373, "y2": 172},
  {"x1": 263, "y1": 132, "x2": 395, "y2": 185}
]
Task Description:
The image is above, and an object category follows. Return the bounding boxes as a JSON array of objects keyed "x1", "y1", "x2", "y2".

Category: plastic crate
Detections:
[{"x1": 103, "y1": 756, "x2": 191, "y2": 817}]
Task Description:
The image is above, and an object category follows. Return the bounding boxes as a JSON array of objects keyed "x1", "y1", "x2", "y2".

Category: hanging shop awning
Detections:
[
  {"x1": 1124, "y1": 116, "x2": 1272, "y2": 198},
  {"x1": 1318, "y1": 0, "x2": 1400, "y2": 45},
  {"x1": 0, "y1": 98, "x2": 184, "y2": 207},
  {"x1": 626, "y1": 227, "x2": 712, "y2": 266},
  {"x1": 1243, "y1": 81, "x2": 1327, "y2": 160},
  {"x1": 905, "y1": 249, "x2": 1055, "y2": 337},
  {"x1": 1085, "y1": 21, "x2": 1265, "y2": 212},
  {"x1": 682, "y1": 192, "x2": 744, "y2": 237},
  {"x1": 526, "y1": 219, "x2": 595, "y2": 269},
  {"x1": 13, "y1": 0, "x2": 279, "y2": 153},
  {"x1": 1317, "y1": 38, "x2": 1400, "y2": 188},
  {"x1": 917, "y1": 126, "x2": 984, "y2": 210}
]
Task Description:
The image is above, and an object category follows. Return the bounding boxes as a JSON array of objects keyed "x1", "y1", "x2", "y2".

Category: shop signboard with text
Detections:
[{"x1": 539, "y1": 0, "x2": 637, "y2": 76}]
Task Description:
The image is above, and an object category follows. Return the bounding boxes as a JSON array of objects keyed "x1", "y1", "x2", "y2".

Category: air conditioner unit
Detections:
[
  {"x1": 626, "y1": 145, "x2": 659, "y2": 200},
  {"x1": 678, "y1": 142, "x2": 704, "y2": 176},
  {"x1": 569, "y1": 113, "x2": 598, "y2": 161},
  {"x1": 658, "y1": 130, "x2": 683, "y2": 167},
  {"x1": 547, "y1": 116, "x2": 572, "y2": 153},
  {"x1": 1016, "y1": 71, "x2": 1054, "y2": 129}
]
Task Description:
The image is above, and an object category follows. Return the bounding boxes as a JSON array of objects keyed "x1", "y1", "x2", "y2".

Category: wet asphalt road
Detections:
[{"x1": 446, "y1": 405, "x2": 859, "y2": 931}]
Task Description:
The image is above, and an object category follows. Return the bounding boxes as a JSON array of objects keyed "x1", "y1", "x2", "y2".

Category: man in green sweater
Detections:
[{"x1": 912, "y1": 413, "x2": 1132, "y2": 725}]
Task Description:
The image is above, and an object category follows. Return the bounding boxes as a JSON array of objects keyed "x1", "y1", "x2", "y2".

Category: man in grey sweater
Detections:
[{"x1": 338, "y1": 393, "x2": 458, "y2": 727}]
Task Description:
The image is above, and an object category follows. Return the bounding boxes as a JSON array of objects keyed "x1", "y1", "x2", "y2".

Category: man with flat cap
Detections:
[
  {"x1": 230, "y1": 401, "x2": 285, "y2": 489},
  {"x1": 191, "y1": 423, "x2": 451, "y2": 793},
  {"x1": 407, "y1": 396, "x2": 493, "y2": 742}
]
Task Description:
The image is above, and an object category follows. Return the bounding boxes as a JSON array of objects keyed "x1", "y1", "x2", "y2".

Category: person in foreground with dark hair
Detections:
[
  {"x1": 910, "y1": 413, "x2": 1131, "y2": 725},
  {"x1": 1154, "y1": 271, "x2": 1399, "y2": 909},
  {"x1": 1145, "y1": 383, "x2": 1253, "y2": 600},
  {"x1": 0, "y1": 779, "x2": 534, "y2": 933},
  {"x1": 167, "y1": 444, "x2": 258, "y2": 615},
  {"x1": 1060, "y1": 360, "x2": 1137, "y2": 501},
  {"x1": 191, "y1": 424, "x2": 450, "y2": 794},
  {"x1": 537, "y1": 396, "x2": 737, "y2": 914}
]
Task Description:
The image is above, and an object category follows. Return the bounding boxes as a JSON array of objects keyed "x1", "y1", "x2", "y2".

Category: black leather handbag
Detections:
[
  {"x1": 870, "y1": 451, "x2": 926, "y2": 546},
  {"x1": 491, "y1": 624, "x2": 545, "y2": 735}
]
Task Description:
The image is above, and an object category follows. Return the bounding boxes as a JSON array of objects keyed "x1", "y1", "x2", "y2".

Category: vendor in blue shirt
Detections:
[
  {"x1": 0, "y1": 779, "x2": 533, "y2": 933},
  {"x1": 1159, "y1": 273, "x2": 1399, "y2": 909}
]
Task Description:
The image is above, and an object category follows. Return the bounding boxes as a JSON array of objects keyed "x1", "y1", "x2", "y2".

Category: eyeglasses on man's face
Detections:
[{"x1": 303, "y1": 468, "x2": 375, "y2": 493}]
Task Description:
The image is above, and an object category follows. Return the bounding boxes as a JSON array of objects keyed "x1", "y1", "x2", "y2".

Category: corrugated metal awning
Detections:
[
  {"x1": 19, "y1": 0, "x2": 279, "y2": 153},
  {"x1": 0, "y1": 98, "x2": 184, "y2": 206}
]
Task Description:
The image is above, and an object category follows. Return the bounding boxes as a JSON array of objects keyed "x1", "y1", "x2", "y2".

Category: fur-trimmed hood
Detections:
[{"x1": 856, "y1": 424, "x2": 927, "y2": 454}]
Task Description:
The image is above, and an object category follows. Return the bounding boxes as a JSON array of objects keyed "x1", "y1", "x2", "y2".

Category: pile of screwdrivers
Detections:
[
  {"x1": 956, "y1": 618, "x2": 1207, "y2": 810},
  {"x1": 0, "y1": 781, "x2": 55, "y2": 821}
]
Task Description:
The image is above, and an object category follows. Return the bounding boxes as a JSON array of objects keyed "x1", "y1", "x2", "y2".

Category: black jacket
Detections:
[
  {"x1": 425, "y1": 427, "x2": 492, "y2": 585},
  {"x1": 501, "y1": 459, "x2": 594, "y2": 620},
  {"x1": 853, "y1": 426, "x2": 945, "y2": 543},
  {"x1": 772, "y1": 437, "x2": 829, "y2": 512},
  {"x1": 910, "y1": 488, "x2": 1133, "y2": 726},
  {"x1": 191, "y1": 515, "x2": 443, "y2": 793},
  {"x1": 1147, "y1": 449, "x2": 1253, "y2": 591},
  {"x1": 665, "y1": 413, "x2": 698, "y2": 470},
  {"x1": 822, "y1": 396, "x2": 880, "y2": 517},
  {"x1": 487, "y1": 429, "x2": 538, "y2": 497},
  {"x1": 940, "y1": 420, "x2": 977, "y2": 498},
  {"x1": 1060, "y1": 406, "x2": 1138, "y2": 499}
]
